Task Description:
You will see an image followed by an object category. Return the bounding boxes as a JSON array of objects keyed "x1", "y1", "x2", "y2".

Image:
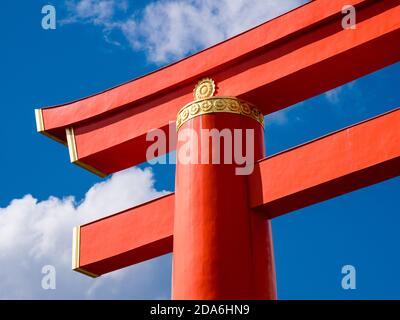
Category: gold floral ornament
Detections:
[
  {"x1": 194, "y1": 78, "x2": 216, "y2": 100},
  {"x1": 177, "y1": 78, "x2": 264, "y2": 130}
]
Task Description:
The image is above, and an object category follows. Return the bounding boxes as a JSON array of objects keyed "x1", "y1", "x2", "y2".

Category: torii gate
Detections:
[{"x1": 35, "y1": 0, "x2": 400, "y2": 299}]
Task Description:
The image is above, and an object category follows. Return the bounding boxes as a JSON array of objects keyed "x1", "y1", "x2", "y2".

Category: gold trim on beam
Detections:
[
  {"x1": 34, "y1": 110, "x2": 105, "y2": 176},
  {"x1": 35, "y1": 109, "x2": 45, "y2": 132},
  {"x1": 65, "y1": 127, "x2": 108, "y2": 178},
  {"x1": 72, "y1": 226, "x2": 80, "y2": 270},
  {"x1": 66, "y1": 127, "x2": 78, "y2": 162},
  {"x1": 72, "y1": 226, "x2": 99, "y2": 278},
  {"x1": 74, "y1": 267, "x2": 99, "y2": 278},
  {"x1": 35, "y1": 108, "x2": 67, "y2": 145},
  {"x1": 74, "y1": 161, "x2": 108, "y2": 178}
]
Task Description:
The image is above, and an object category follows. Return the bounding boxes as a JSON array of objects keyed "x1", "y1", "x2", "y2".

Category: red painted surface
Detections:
[
  {"x1": 249, "y1": 108, "x2": 400, "y2": 218},
  {"x1": 77, "y1": 109, "x2": 400, "y2": 277},
  {"x1": 173, "y1": 113, "x2": 276, "y2": 299},
  {"x1": 34, "y1": 0, "x2": 400, "y2": 299},
  {"x1": 42, "y1": 0, "x2": 367, "y2": 130},
  {"x1": 79, "y1": 193, "x2": 174, "y2": 276},
  {"x1": 38, "y1": 0, "x2": 400, "y2": 175}
]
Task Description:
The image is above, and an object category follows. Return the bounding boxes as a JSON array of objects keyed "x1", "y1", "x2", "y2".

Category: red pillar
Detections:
[{"x1": 172, "y1": 79, "x2": 276, "y2": 299}]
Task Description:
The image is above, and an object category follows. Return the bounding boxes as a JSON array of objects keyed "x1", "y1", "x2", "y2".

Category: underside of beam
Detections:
[{"x1": 35, "y1": 0, "x2": 400, "y2": 175}]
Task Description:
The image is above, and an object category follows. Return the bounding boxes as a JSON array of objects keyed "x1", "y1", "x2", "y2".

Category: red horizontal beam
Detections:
[
  {"x1": 74, "y1": 109, "x2": 400, "y2": 276},
  {"x1": 74, "y1": 193, "x2": 174, "y2": 277},
  {"x1": 249, "y1": 108, "x2": 400, "y2": 218},
  {"x1": 41, "y1": 0, "x2": 367, "y2": 131},
  {"x1": 37, "y1": 0, "x2": 400, "y2": 175}
]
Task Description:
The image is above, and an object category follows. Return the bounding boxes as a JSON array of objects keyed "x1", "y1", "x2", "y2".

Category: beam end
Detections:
[
  {"x1": 72, "y1": 226, "x2": 100, "y2": 278},
  {"x1": 66, "y1": 128, "x2": 108, "y2": 178},
  {"x1": 35, "y1": 108, "x2": 67, "y2": 145},
  {"x1": 35, "y1": 109, "x2": 44, "y2": 132}
]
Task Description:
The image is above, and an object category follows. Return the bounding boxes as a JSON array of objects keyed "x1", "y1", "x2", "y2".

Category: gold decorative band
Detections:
[{"x1": 176, "y1": 96, "x2": 264, "y2": 131}]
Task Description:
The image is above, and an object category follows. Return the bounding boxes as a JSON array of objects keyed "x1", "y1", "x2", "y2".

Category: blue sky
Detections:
[{"x1": 0, "y1": 0, "x2": 399, "y2": 299}]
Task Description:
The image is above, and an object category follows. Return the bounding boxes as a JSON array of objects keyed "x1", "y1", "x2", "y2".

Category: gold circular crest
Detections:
[
  {"x1": 177, "y1": 78, "x2": 263, "y2": 131},
  {"x1": 194, "y1": 78, "x2": 216, "y2": 100}
]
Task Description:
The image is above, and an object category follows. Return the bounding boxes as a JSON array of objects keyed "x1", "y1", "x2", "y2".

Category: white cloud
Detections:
[
  {"x1": 129, "y1": 0, "x2": 306, "y2": 63},
  {"x1": 64, "y1": 0, "x2": 307, "y2": 64},
  {"x1": 0, "y1": 167, "x2": 172, "y2": 299},
  {"x1": 324, "y1": 87, "x2": 342, "y2": 104},
  {"x1": 324, "y1": 81, "x2": 358, "y2": 105},
  {"x1": 63, "y1": 0, "x2": 128, "y2": 26}
]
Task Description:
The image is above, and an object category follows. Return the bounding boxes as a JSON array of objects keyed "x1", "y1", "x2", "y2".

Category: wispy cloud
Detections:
[
  {"x1": 0, "y1": 167, "x2": 171, "y2": 299},
  {"x1": 324, "y1": 81, "x2": 358, "y2": 105},
  {"x1": 63, "y1": 0, "x2": 128, "y2": 26},
  {"x1": 265, "y1": 109, "x2": 291, "y2": 126},
  {"x1": 63, "y1": 0, "x2": 307, "y2": 64},
  {"x1": 324, "y1": 87, "x2": 343, "y2": 104}
]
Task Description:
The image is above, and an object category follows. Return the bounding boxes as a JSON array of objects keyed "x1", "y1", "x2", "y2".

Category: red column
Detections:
[{"x1": 173, "y1": 93, "x2": 276, "y2": 299}]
